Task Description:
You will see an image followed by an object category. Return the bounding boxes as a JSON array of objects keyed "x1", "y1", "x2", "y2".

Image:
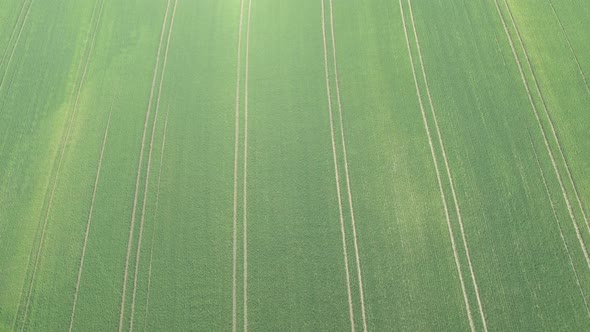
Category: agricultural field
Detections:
[{"x1": 0, "y1": 0, "x2": 589, "y2": 330}]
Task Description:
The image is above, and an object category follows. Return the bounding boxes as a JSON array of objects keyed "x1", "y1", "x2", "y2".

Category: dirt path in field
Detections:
[
  {"x1": 68, "y1": 111, "x2": 112, "y2": 332},
  {"x1": 406, "y1": 2, "x2": 489, "y2": 330},
  {"x1": 17, "y1": 1, "x2": 104, "y2": 330},
  {"x1": 231, "y1": 0, "x2": 246, "y2": 330},
  {"x1": 0, "y1": 0, "x2": 28, "y2": 71},
  {"x1": 143, "y1": 111, "x2": 169, "y2": 331},
  {"x1": 492, "y1": 0, "x2": 590, "y2": 270},
  {"x1": 242, "y1": 1, "x2": 252, "y2": 330},
  {"x1": 529, "y1": 133, "x2": 590, "y2": 319},
  {"x1": 118, "y1": 0, "x2": 172, "y2": 330},
  {"x1": 327, "y1": 1, "x2": 368, "y2": 330},
  {"x1": 0, "y1": 0, "x2": 34, "y2": 92},
  {"x1": 547, "y1": 0, "x2": 590, "y2": 96},
  {"x1": 321, "y1": 1, "x2": 355, "y2": 330},
  {"x1": 128, "y1": 2, "x2": 178, "y2": 331},
  {"x1": 502, "y1": 0, "x2": 590, "y2": 237},
  {"x1": 397, "y1": 1, "x2": 476, "y2": 331}
]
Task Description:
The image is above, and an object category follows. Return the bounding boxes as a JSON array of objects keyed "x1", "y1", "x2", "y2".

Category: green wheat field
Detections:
[{"x1": 1, "y1": 0, "x2": 589, "y2": 331}]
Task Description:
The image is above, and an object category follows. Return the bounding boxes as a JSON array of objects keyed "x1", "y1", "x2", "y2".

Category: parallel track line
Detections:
[
  {"x1": 528, "y1": 132, "x2": 590, "y2": 318},
  {"x1": 321, "y1": 0, "x2": 355, "y2": 330},
  {"x1": 143, "y1": 111, "x2": 169, "y2": 331},
  {"x1": 492, "y1": 0, "x2": 590, "y2": 269},
  {"x1": 242, "y1": 1, "x2": 252, "y2": 330},
  {"x1": 128, "y1": 2, "x2": 178, "y2": 330},
  {"x1": 398, "y1": 1, "x2": 475, "y2": 331},
  {"x1": 407, "y1": 2, "x2": 488, "y2": 330},
  {"x1": 0, "y1": 0, "x2": 28, "y2": 71},
  {"x1": 546, "y1": 0, "x2": 590, "y2": 95},
  {"x1": 18, "y1": 2, "x2": 104, "y2": 329},
  {"x1": 502, "y1": 0, "x2": 590, "y2": 237},
  {"x1": 118, "y1": 1, "x2": 172, "y2": 330},
  {"x1": 68, "y1": 111, "x2": 112, "y2": 332},
  {"x1": 0, "y1": 0, "x2": 34, "y2": 93},
  {"x1": 232, "y1": 0, "x2": 246, "y2": 330},
  {"x1": 327, "y1": 1, "x2": 368, "y2": 330},
  {"x1": 9, "y1": 1, "x2": 101, "y2": 329}
]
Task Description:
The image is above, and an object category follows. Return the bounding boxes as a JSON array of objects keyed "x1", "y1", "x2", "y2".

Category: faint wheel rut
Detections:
[
  {"x1": 118, "y1": 0, "x2": 173, "y2": 330},
  {"x1": 502, "y1": 0, "x2": 590, "y2": 237},
  {"x1": 232, "y1": 0, "x2": 246, "y2": 331},
  {"x1": 398, "y1": 1, "x2": 476, "y2": 331},
  {"x1": 242, "y1": 1, "x2": 252, "y2": 330},
  {"x1": 128, "y1": 1, "x2": 178, "y2": 330},
  {"x1": 406, "y1": 1, "x2": 488, "y2": 330},
  {"x1": 321, "y1": 0, "x2": 355, "y2": 330},
  {"x1": 528, "y1": 132, "x2": 590, "y2": 319},
  {"x1": 327, "y1": 0, "x2": 369, "y2": 330},
  {"x1": 0, "y1": 0, "x2": 35, "y2": 93},
  {"x1": 0, "y1": 0, "x2": 29, "y2": 72},
  {"x1": 143, "y1": 111, "x2": 169, "y2": 331},
  {"x1": 16, "y1": 1, "x2": 104, "y2": 330},
  {"x1": 547, "y1": 0, "x2": 590, "y2": 96},
  {"x1": 492, "y1": 0, "x2": 590, "y2": 270},
  {"x1": 68, "y1": 111, "x2": 112, "y2": 332}
]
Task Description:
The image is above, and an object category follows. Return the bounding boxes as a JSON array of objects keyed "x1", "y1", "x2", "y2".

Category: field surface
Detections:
[{"x1": 0, "y1": 0, "x2": 589, "y2": 331}]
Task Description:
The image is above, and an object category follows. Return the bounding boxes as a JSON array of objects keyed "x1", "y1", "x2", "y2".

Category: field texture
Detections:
[{"x1": 0, "y1": 0, "x2": 589, "y2": 331}]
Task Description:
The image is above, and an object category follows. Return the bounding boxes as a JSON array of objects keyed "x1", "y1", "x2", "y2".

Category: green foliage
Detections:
[{"x1": 0, "y1": 0, "x2": 589, "y2": 330}]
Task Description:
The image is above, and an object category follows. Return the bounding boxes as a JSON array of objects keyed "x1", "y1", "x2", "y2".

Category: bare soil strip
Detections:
[
  {"x1": 492, "y1": 0, "x2": 590, "y2": 270},
  {"x1": 128, "y1": 3, "x2": 178, "y2": 331},
  {"x1": 502, "y1": 0, "x2": 590, "y2": 237},
  {"x1": 327, "y1": 1, "x2": 368, "y2": 330},
  {"x1": 398, "y1": 1, "x2": 476, "y2": 331},
  {"x1": 321, "y1": 1, "x2": 355, "y2": 330},
  {"x1": 18, "y1": 1, "x2": 104, "y2": 329},
  {"x1": 232, "y1": 0, "x2": 246, "y2": 330},
  {"x1": 118, "y1": 1, "x2": 172, "y2": 330},
  {"x1": 68, "y1": 111, "x2": 112, "y2": 332},
  {"x1": 0, "y1": 0, "x2": 29, "y2": 71},
  {"x1": 547, "y1": 0, "x2": 590, "y2": 95},
  {"x1": 143, "y1": 111, "x2": 169, "y2": 331},
  {"x1": 242, "y1": 1, "x2": 252, "y2": 330},
  {"x1": 529, "y1": 133, "x2": 590, "y2": 318},
  {"x1": 407, "y1": 2, "x2": 489, "y2": 330},
  {"x1": 0, "y1": 0, "x2": 34, "y2": 92}
]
